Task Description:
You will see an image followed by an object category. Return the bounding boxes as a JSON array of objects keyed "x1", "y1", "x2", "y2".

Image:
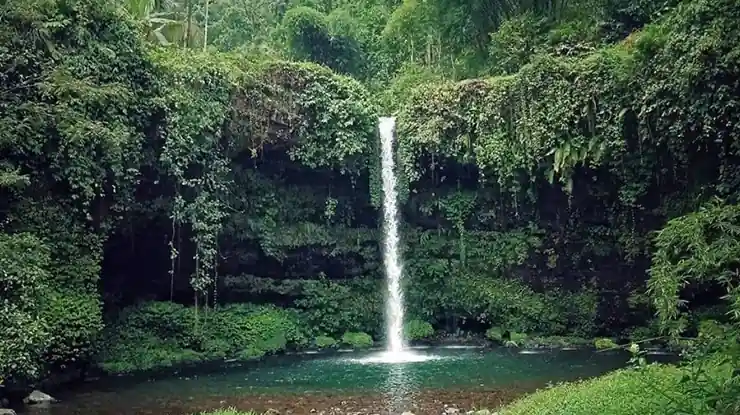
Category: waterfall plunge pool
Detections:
[{"x1": 21, "y1": 347, "x2": 675, "y2": 415}]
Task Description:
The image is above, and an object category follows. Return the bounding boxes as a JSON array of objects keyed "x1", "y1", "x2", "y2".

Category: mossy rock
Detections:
[
  {"x1": 237, "y1": 346, "x2": 266, "y2": 361},
  {"x1": 313, "y1": 335, "x2": 337, "y2": 349},
  {"x1": 594, "y1": 337, "x2": 618, "y2": 350},
  {"x1": 486, "y1": 327, "x2": 528, "y2": 346},
  {"x1": 523, "y1": 336, "x2": 591, "y2": 348},
  {"x1": 340, "y1": 331, "x2": 373, "y2": 349},
  {"x1": 485, "y1": 326, "x2": 504, "y2": 342},
  {"x1": 509, "y1": 332, "x2": 527, "y2": 344}
]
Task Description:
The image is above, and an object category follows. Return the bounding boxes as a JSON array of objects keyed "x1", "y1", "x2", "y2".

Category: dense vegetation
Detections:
[{"x1": 1, "y1": 0, "x2": 739, "y2": 412}]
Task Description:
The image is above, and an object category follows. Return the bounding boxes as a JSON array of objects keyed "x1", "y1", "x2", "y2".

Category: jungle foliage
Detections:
[{"x1": 0, "y1": 0, "x2": 739, "y2": 411}]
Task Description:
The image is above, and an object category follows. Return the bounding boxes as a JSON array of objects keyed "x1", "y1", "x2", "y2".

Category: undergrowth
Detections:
[{"x1": 499, "y1": 362, "x2": 735, "y2": 415}]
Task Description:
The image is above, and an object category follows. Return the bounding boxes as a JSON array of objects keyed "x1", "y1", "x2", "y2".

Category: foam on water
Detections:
[{"x1": 348, "y1": 350, "x2": 442, "y2": 364}]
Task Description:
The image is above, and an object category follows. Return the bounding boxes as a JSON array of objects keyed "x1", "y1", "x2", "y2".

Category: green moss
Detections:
[
  {"x1": 594, "y1": 338, "x2": 618, "y2": 350},
  {"x1": 523, "y1": 336, "x2": 591, "y2": 348},
  {"x1": 509, "y1": 332, "x2": 528, "y2": 344},
  {"x1": 340, "y1": 331, "x2": 373, "y2": 349},
  {"x1": 485, "y1": 327, "x2": 504, "y2": 342}
]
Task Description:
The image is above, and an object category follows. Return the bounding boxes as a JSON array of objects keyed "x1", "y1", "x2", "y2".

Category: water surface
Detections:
[{"x1": 25, "y1": 347, "x2": 649, "y2": 415}]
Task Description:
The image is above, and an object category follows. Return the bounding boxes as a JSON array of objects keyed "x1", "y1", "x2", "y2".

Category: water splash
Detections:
[{"x1": 379, "y1": 116, "x2": 405, "y2": 355}]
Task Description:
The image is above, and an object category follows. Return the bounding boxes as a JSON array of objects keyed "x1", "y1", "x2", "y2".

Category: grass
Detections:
[
  {"x1": 498, "y1": 364, "x2": 683, "y2": 415},
  {"x1": 498, "y1": 362, "x2": 737, "y2": 415}
]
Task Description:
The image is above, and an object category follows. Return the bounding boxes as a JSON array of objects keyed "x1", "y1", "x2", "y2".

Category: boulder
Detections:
[
  {"x1": 0, "y1": 409, "x2": 17, "y2": 415},
  {"x1": 23, "y1": 390, "x2": 57, "y2": 405}
]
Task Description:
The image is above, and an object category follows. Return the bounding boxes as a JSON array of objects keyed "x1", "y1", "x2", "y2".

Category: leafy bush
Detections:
[
  {"x1": 488, "y1": 13, "x2": 547, "y2": 75},
  {"x1": 99, "y1": 335, "x2": 203, "y2": 374},
  {"x1": 0, "y1": 233, "x2": 51, "y2": 383},
  {"x1": 42, "y1": 292, "x2": 103, "y2": 366},
  {"x1": 405, "y1": 319, "x2": 434, "y2": 341},
  {"x1": 378, "y1": 63, "x2": 444, "y2": 112},
  {"x1": 340, "y1": 332, "x2": 373, "y2": 349},
  {"x1": 116, "y1": 302, "x2": 192, "y2": 341},
  {"x1": 98, "y1": 302, "x2": 308, "y2": 373},
  {"x1": 544, "y1": 288, "x2": 600, "y2": 337},
  {"x1": 487, "y1": 328, "x2": 591, "y2": 349},
  {"x1": 649, "y1": 201, "x2": 740, "y2": 335},
  {"x1": 626, "y1": 320, "x2": 662, "y2": 342},
  {"x1": 204, "y1": 304, "x2": 307, "y2": 356},
  {"x1": 314, "y1": 335, "x2": 337, "y2": 349},
  {"x1": 281, "y1": 6, "x2": 363, "y2": 75},
  {"x1": 296, "y1": 279, "x2": 383, "y2": 337}
]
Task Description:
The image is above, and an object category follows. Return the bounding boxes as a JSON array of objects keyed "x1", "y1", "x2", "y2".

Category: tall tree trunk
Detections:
[
  {"x1": 203, "y1": 0, "x2": 210, "y2": 51},
  {"x1": 186, "y1": 0, "x2": 193, "y2": 48}
]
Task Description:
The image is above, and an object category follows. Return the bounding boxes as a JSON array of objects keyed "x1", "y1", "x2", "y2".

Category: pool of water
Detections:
[{"x1": 23, "y1": 347, "x2": 658, "y2": 415}]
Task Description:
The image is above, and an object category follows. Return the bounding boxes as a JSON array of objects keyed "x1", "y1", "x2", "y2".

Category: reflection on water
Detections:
[{"x1": 384, "y1": 363, "x2": 412, "y2": 414}]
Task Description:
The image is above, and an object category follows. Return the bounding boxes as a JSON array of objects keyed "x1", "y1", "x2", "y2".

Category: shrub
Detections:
[
  {"x1": 296, "y1": 279, "x2": 383, "y2": 338},
  {"x1": 594, "y1": 338, "x2": 618, "y2": 350},
  {"x1": 488, "y1": 13, "x2": 547, "y2": 75},
  {"x1": 405, "y1": 319, "x2": 434, "y2": 341},
  {"x1": 0, "y1": 233, "x2": 51, "y2": 382},
  {"x1": 97, "y1": 302, "x2": 309, "y2": 373},
  {"x1": 204, "y1": 304, "x2": 307, "y2": 355},
  {"x1": 42, "y1": 292, "x2": 103, "y2": 366},
  {"x1": 115, "y1": 302, "x2": 193, "y2": 345},
  {"x1": 314, "y1": 335, "x2": 337, "y2": 349},
  {"x1": 340, "y1": 331, "x2": 373, "y2": 349}
]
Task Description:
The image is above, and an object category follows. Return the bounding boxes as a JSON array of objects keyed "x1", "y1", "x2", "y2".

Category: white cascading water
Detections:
[
  {"x1": 379, "y1": 116, "x2": 406, "y2": 354},
  {"x1": 349, "y1": 117, "x2": 435, "y2": 364}
]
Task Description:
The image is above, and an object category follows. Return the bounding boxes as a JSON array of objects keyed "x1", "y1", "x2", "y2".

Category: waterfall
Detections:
[
  {"x1": 349, "y1": 117, "x2": 436, "y2": 364},
  {"x1": 379, "y1": 116, "x2": 405, "y2": 354}
]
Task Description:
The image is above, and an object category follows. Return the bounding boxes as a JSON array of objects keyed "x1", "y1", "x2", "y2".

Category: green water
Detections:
[{"x1": 26, "y1": 347, "x2": 658, "y2": 415}]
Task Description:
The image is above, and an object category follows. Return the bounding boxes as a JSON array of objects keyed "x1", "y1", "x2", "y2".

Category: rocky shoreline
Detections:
[{"x1": 21, "y1": 387, "x2": 530, "y2": 415}]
